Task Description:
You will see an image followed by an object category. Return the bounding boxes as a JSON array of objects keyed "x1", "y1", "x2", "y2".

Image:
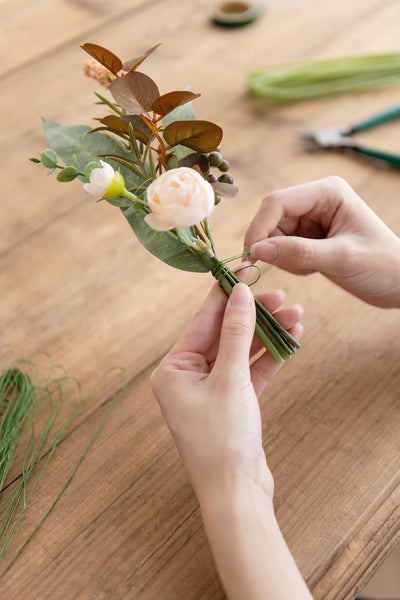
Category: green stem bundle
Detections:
[
  {"x1": 0, "y1": 356, "x2": 126, "y2": 577},
  {"x1": 200, "y1": 254, "x2": 300, "y2": 363},
  {"x1": 248, "y1": 52, "x2": 400, "y2": 103}
]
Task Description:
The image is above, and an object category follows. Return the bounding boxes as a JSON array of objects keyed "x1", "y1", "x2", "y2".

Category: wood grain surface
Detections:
[{"x1": 1, "y1": 0, "x2": 399, "y2": 598}]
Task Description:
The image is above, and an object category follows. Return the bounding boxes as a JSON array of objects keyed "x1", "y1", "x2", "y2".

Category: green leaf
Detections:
[
  {"x1": 104, "y1": 196, "x2": 133, "y2": 209},
  {"x1": 121, "y1": 204, "x2": 209, "y2": 272},
  {"x1": 40, "y1": 148, "x2": 58, "y2": 168},
  {"x1": 42, "y1": 118, "x2": 139, "y2": 187},
  {"x1": 84, "y1": 161, "x2": 101, "y2": 181},
  {"x1": 56, "y1": 166, "x2": 78, "y2": 182},
  {"x1": 29, "y1": 157, "x2": 41, "y2": 163},
  {"x1": 163, "y1": 120, "x2": 223, "y2": 153}
]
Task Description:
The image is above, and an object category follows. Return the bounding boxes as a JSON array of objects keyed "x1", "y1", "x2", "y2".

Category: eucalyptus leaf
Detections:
[
  {"x1": 162, "y1": 99, "x2": 198, "y2": 160},
  {"x1": 42, "y1": 119, "x2": 140, "y2": 187},
  {"x1": 104, "y1": 196, "x2": 133, "y2": 209},
  {"x1": 152, "y1": 91, "x2": 200, "y2": 117},
  {"x1": 84, "y1": 161, "x2": 101, "y2": 181},
  {"x1": 81, "y1": 43, "x2": 122, "y2": 75},
  {"x1": 111, "y1": 72, "x2": 160, "y2": 114},
  {"x1": 162, "y1": 99, "x2": 196, "y2": 127},
  {"x1": 122, "y1": 205, "x2": 209, "y2": 272},
  {"x1": 56, "y1": 166, "x2": 78, "y2": 182},
  {"x1": 122, "y1": 43, "x2": 161, "y2": 72},
  {"x1": 163, "y1": 120, "x2": 223, "y2": 153},
  {"x1": 40, "y1": 148, "x2": 58, "y2": 169}
]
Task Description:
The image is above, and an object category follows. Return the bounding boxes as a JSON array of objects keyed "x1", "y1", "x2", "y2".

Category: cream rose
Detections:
[{"x1": 144, "y1": 167, "x2": 215, "y2": 232}]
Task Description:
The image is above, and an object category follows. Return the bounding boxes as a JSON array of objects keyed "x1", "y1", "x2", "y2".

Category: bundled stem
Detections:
[
  {"x1": 0, "y1": 357, "x2": 127, "y2": 576},
  {"x1": 248, "y1": 51, "x2": 400, "y2": 103},
  {"x1": 200, "y1": 254, "x2": 300, "y2": 363}
]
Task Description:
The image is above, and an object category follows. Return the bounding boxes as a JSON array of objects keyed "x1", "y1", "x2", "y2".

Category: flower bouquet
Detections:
[{"x1": 31, "y1": 43, "x2": 300, "y2": 363}]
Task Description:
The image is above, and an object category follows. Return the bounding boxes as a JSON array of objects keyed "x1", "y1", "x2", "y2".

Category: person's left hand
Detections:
[{"x1": 151, "y1": 281, "x2": 303, "y2": 503}]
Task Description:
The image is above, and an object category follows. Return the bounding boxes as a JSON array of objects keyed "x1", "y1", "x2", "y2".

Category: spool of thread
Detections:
[{"x1": 211, "y1": 1, "x2": 263, "y2": 27}]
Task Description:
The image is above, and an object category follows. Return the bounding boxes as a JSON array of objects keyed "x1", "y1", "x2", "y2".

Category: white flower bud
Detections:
[{"x1": 83, "y1": 160, "x2": 125, "y2": 199}]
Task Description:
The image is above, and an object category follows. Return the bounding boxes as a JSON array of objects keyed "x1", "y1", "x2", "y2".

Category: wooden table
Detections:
[{"x1": 1, "y1": 0, "x2": 399, "y2": 598}]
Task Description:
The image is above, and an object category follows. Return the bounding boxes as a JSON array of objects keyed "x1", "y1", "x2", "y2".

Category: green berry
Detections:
[
  {"x1": 218, "y1": 173, "x2": 234, "y2": 184},
  {"x1": 219, "y1": 159, "x2": 230, "y2": 172},
  {"x1": 208, "y1": 151, "x2": 223, "y2": 167}
]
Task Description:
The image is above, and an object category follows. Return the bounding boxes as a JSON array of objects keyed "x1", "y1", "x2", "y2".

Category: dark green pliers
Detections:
[{"x1": 299, "y1": 104, "x2": 400, "y2": 167}]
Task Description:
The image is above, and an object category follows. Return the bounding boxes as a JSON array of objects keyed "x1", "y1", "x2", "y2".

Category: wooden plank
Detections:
[
  {"x1": 1, "y1": 0, "x2": 400, "y2": 597},
  {"x1": 0, "y1": 0, "x2": 152, "y2": 77}
]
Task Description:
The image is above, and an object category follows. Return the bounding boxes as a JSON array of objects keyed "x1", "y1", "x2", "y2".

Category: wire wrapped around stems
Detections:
[{"x1": 199, "y1": 254, "x2": 300, "y2": 363}]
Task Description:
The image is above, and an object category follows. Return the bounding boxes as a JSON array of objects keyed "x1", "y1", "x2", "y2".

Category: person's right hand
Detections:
[{"x1": 244, "y1": 176, "x2": 400, "y2": 308}]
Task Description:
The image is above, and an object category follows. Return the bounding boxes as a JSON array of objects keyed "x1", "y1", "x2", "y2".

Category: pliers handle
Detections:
[{"x1": 299, "y1": 104, "x2": 400, "y2": 167}]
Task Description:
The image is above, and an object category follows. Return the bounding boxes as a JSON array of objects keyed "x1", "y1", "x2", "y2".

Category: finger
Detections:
[
  {"x1": 212, "y1": 283, "x2": 256, "y2": 377},
  {"x1": 171, "y1": 282, "x2": 227, "y2": 356},
  {"x1": 250, "y1": 235, "x2": 341, "y2": 275},
  {"x1": 251, "y1": 323, "x2": 304, "y2": 397},
  {"x1": 250, "y1": 303, "x2": 304, "y2": 358},
  {"x1": 243, "y1": 177, "x2": 349, "y2": 255},
  {"x1": 206, "y1": 288, "x2": 287, "y2": 365}
]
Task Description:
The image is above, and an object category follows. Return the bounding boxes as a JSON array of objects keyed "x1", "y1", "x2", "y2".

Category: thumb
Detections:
[
  {"x1": 250, "y1": 236, "x2": 340, "y2": 275},
  {"x1": 213, "y1": 283, "x2": 255, "y2": 375}
]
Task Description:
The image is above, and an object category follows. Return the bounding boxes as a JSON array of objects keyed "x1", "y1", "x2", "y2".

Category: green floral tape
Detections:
[{"x1": 211, "y1": 1, "x2": 263, "y2": 27}]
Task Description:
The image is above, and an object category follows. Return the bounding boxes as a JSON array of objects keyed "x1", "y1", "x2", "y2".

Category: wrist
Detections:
[
  {"x1": 197, "y1": 476, "x2": 312, "y2": 600},
  {"x1": 193, "y1": 455, "x2": 274, "y2": 508}
]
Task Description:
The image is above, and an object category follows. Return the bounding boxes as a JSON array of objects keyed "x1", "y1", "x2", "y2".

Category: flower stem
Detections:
[
  {"x1": 198, "y1": 253, "x2": 300, "y2": 363},
  {"x1": 122, "y1": 189, "x2": 146, "y2": 205}
]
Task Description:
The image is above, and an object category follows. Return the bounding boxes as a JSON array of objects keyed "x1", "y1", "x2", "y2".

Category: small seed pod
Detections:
[
  {"x1": 207, "y1": 173, "x2": 218, "y2": 184},
  {"x1": 219, "y1": 159, "x2": 230, "y2": 172},
  {"x1": 218, "y1": 173, "x2": 234, "y2": 184},
  {"x1": 214, "y1": 194, "x2": 222, "y2": 205},
  {"x1": 208, "y1": 151, "x2": 223, "y2": 167}
]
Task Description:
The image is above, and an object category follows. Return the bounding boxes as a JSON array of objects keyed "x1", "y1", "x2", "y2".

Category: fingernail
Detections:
[
  {"x1": 230, "y1": 283, "x2": 252, "y2": 307},
  {"x1": 250, "y1": 242, "x2": 278, "y2": 262},
  {"x1": 294, "y1": 303, "x2": 304, "y2": 316},
  {"x1": 276, "y1": 289, "x2": 287, "y2": 300}
]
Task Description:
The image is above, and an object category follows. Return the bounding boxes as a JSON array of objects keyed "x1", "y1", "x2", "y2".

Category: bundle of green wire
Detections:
[
  {"x1": 0, "y1": 357, "x2": 126, "y2": 577},
  {"x1": 247, "y1": 51, "x2": 400, "y2": 103}
]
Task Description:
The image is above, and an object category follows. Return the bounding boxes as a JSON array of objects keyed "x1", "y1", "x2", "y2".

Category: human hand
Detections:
[
  {"x1": 244, "y1": 176, "x2": 400, "y2": 308},
  {"x1": 151, "y1": 282, "x2": 303, "y2": 503}
]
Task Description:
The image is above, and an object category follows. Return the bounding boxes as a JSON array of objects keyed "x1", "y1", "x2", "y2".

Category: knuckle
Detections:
[
  {"x1": 322, "y1": 175, "x2": 351, "y2": 197},
  {"x1": 335, "y1": 240, "x2": 365, "y2": 273},
  {"x1": 224, "y1": 316, "x2": 250, "y2": 340},
  {"x1": 297, "y1": 241, "x2": 316, "y2": 265},
  {"x1": 280, "y1": 239, "x2": 315, "y2": 266}
]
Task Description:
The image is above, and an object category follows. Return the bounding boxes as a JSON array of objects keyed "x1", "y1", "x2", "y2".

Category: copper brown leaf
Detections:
[
  {"x1": 122, "y1": 43, "x2": 162, "y2": 72},
  {"x1": 111, "y1": 72, "x2": 160, "y2": 114},
  {"x1": 178, "y1": 152, "x2": 209, "y2": 174},
  {"x1": 151, "y1": 91, "x2": 201, "y2": 116},
  {"x1": 211, "y1": 181, "x2": 239, "y2": 198},
  {"x1": 100, "y1": 115, "x2": 130, "y2": 134},
  {"x1": 81, "y1": 43, "x2": 122, "y2": 76},
  {"x1": 163, "y1": 120, "x2": 223, "y2": 153},
  {"x1": 122, "y1": 115, "x2": 152, "y2": 144}
]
